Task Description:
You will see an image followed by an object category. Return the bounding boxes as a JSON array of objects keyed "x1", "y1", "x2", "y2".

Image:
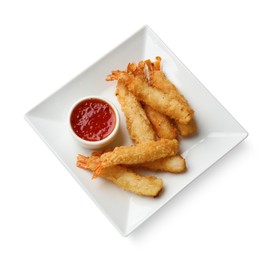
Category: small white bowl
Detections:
[{"x1": 68, "y1": 96, "x2": 120, "y2": 149}]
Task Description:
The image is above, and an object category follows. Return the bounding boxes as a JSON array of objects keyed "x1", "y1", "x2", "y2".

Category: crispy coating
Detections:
[
  {"x1": 94, "y1": 139, "x2": 179, "y2": 177},
  {"x1": 130, "y1": 60, "x2": 192, "y2": 139},
  {"x1": 144, "y1": 104, "x2": 177, "y2": 140},
  {"x1": 146, "y1": 57, "x2": 197, "y2": 136},
  {"x1": 126, "y1": 76, "x2": 193, "y2": 124},
  {"x1": 137, "y1": 155, "x2": 186, "y2": 173},
  {"x1": 175, "y1": 118, "x2": 197, "y2": 137},
  {"x1": 127, "y1": 62, "x2": 177, "y2": 140},
  {"x1": 77, "y1": 154, "x2": 163, "y2": 197},
  {"x1": 107, "y1": 71, "x2": 193, "y2": 124},
  {"x1": 146, "y1": 57, "x2": 189, "y2": 104},
  {"x1": 115, "y1": 79, "x2": 156, "y2": 144},
  {"x1": 149, "y1": 71, "x2": 189, "y2": 105}
]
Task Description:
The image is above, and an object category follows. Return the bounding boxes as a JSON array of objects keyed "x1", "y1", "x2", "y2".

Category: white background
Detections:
[{"x1": 1, "y1": 0, "x2": 273, "y2": 259}]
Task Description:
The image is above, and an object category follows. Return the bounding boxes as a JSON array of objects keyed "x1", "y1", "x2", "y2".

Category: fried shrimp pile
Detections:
[
  {"x1": 145, "y1": 56, "x2": 197, "y2": 137},
  {"x1": 108, "y1": 73, "x2": 193, "y2": 124},
  {"x1": 76, "y1": 57, "x2": 197, "y2": 197}
]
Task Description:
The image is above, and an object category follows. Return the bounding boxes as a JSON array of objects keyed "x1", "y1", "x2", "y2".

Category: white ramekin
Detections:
[{"x1": 68, "y1": 96, "x2": 119, "y2": 149}]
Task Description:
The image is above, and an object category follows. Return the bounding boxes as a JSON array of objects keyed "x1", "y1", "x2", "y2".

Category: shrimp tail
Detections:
[
  {"x1": 77, "y1": 153, "x2": 104, "y2": 179},
  {"x1": 76, "y1": 154, "x2": 90, "y2": 169},
  {"x1": 145, "y1": 56, "x2": 161, "y2": 72},
  {"x1": 93, "y1": 162, "x2": 103, "y2": 179},
  {"x1": 106, "y1": 70, "x2": 133, "y2": 85},
  {"x1": 127, "y1": 61, "x2": 147, "y2": 81},
  {"x1": 106, "y1": 70, "x2": 124, "y2": 81},
  {"x1": 127, "y1": 63, "x2": 137, "y2": 74}
]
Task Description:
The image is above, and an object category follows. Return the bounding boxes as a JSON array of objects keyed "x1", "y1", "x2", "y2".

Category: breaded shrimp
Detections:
[
  {"x1": 175, "y1": 118, "x2": 197, "y2": 137},
  {"x1": 107, "y1": 71, "x2": 193, "y2": 124},
  {"x1": 136, "y1": 155, "x2": 186, "y2": 173},
  {"x1": 127, "y1": 76, "x2": 193, "y2": 124},
  {"x1": 115, "y1": 79, "x2": 156, "y2": 144},
  {"x1": 145, "y1": 57, "x2": 189, "y2": 104},
  {"x1": 77, "y1": 154, "x2": 163, "y2": 197},
  {"x1": 146, "y1": 57, "x2": 197, "y2": 136},
  {"x1": 127, "y1": 61, "x2": 178, "y2": 140},
  {"x1": 143, "y1": 104, "x2": 177, "y2": 140},
  {"x1": 94, "y1": 139, "x2": 179, "y2": 177}
]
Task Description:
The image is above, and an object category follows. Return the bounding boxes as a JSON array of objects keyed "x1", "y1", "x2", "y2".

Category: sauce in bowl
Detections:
[{"x1": 70, "y1": 98, "x2": 116, "y2": 142}]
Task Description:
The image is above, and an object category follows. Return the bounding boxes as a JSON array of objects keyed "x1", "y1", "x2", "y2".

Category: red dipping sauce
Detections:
[{"x1": 70, "y1": 98, "x2": 116, "y2": 142}]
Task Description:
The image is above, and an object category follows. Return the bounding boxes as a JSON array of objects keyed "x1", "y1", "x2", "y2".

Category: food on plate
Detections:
[
  {"x1": 145, "y1": 57, "x2": 190, "y2": 106},
  {"x1": 106, "y1": 71, "x2": 193, "y2": 124},
  {"x1": 175, "y1": 118, "x2": 197, "y2": 137},
  {"x1": 126, "y1": 60, "x2": 178, "y2": 140},
  {"x1": 77, "y1": 154, "x2": 163, "y2": 197},
  {"x1": 115, "y1": 76, "x2": 184, "y2": 173},
  {"x1": 93, "y1": 139, "x2": 179, "y2": 178},
  {"x1": 75, "y1": 56, "x2": 198, "y2": 197},
  {"x1": 115, "y1": 79, "x2": 156, "y2": 144},
  {"x1": 143, "y1": 104, "x2": 177, "y2": 140},
  {"x1": 136, "y1": 155, "x2": 186, "y2": 173},
  {"x1": 145, "y1": 56, "x2": 197, "y2": 137},
  {"x1": 127, "y1": 61, "x2": 147, "y2": 81}
]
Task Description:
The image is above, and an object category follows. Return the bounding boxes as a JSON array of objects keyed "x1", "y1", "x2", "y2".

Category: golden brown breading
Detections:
[
  {"x1": 126, "y1": 76, "x2": 193, "y2": 124},
  {"x1": 136, "y1": 155, "x2": 186, "y2": 173},
  {"x1": 144, "y1": 104, "x2": 177, "y2": 140},
  {"x1": 94, "y1": 139, "x2": 179, "y2": 177},
  {"x1": 149, "y1": 71, "x2": 189, "y2": 105},
  {"x1": 115, "y1": 79, "x2": 156, "y2": 144},
  {"x1": 127, "y1": 62, "x2": 178, "y2": 140},
  {"x1": 77, "y1": 154, "x2": 163, "y2": 197},
  {"x1": 146, "y1": 57, "x2": 197, "y2": 136},
  {"x1": 175, "y1": 118, "x2": 197, "y2": 137},
  {"x1": 107, "y1": 71, "x2": 193, "y2": 124}
]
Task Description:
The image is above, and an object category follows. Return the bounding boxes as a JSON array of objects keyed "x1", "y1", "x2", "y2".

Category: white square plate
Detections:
[{"x1": 25, "y1": 25, "x2": 248, "y2": 236}]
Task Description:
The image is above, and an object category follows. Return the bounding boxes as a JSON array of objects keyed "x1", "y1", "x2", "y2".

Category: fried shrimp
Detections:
[
  {"x1": 77, "y1": 154, "x2": 163, "y2": 197},
  {"x1": 127, "y1": 76, "x2": 193, "y2": 124},
  {"x1": 115, "y1": 79, "x2": 156, "y2": 144},
  {"x1": 108, "y1": 62, "x2": 186, "y2": 173},
  {"x1": 107, "y1": 71, "x2": 193, "y2": 124},
  {"x1": 126, "y1": 62, "x2": 178, "y2": 140},
  {"x1": 94, "y1": 139, "x2": 179, "y2": 177},
  {"x1": 145, "y1": 57, "x2": 189, "y2": 103},
  {"x1": 115, "y1": 81, "x2": 184, "y2": 172},
  {"x1": 175, "y1": 118, "x2": 197, "y2": 137},
  {"x1": 144, "y1": 105, "x2": 177, "y2": 140},
  {"x1": 136, "y1": 155, "x2": 186, "y2": 173},
  {"x1": 145, "y1": 57, "x2": 197, "y2": 136}
]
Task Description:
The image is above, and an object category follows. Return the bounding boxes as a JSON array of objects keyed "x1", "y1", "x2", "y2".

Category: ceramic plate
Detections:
[{"x1": 25, "y1": 25, "x2": 248, "y2": 236}]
